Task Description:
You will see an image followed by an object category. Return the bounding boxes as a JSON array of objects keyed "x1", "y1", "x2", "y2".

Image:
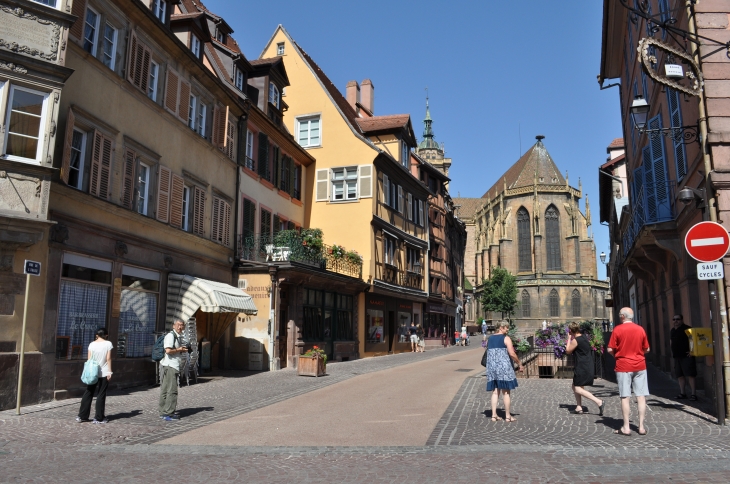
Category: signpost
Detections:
[
  {"x1": 685, "y1": 221, "x2": 730, "y2": 263},
  {"x1": 16, "y1": 260, "x2": 41, "y2": 415}
]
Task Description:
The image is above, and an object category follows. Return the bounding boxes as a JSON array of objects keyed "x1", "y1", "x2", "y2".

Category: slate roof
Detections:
[
  {"x1": 452, "y1": 198, "x2": 484, "y2": 220},
  {"x1": 481, "y1": 138, "x2": 565, "y2": 199}
]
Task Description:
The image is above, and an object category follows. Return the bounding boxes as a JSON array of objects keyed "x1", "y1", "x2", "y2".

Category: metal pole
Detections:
[
  {"x1": 15, "y1": 274, "x2": 31, "y2": 415},
  {"x1": 686, "y1": 0, "x2": 730, "y2": 422}
]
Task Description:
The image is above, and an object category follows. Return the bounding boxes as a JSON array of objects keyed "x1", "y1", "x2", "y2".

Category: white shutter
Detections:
[
  {"x1": 397, "y1": 186, "x2": 403, "y2": 213},
  {"x1": 407, "y1": 193, "x2": 412, "y2": 220},
  {"x1": 315, "y1": 168, "x2": 329, "y2": 201},
  {"x1": 383, "y1": 174, "x2": 390, "y2": 205},
  {"x1": 358, "y1": 164, "x2": 372, "y2": 198}
]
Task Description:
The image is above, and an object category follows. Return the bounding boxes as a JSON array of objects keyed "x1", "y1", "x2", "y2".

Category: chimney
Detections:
[
  {"x1": 361, "y1": 79, "x2": 374, "y2": 114},
  {"x1": 346, "y1": 80, "x2": 360, "y2": 112}
]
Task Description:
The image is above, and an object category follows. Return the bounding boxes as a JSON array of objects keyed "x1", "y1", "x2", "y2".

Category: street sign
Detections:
[
  {"x1": 23, "y1": 260, "x2": 41, "y2": 276},
  {"x1": 685, "y1": 221, "x2": 730, "y2": 263},
  {"x1": 698, "y1": 262, "x2": 724, "y2": 281}
]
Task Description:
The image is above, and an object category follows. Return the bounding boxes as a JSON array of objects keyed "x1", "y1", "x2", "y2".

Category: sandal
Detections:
[
  {"x1": 613, "y1": 429, "x2": 631, "y2": 436},
  {"x1": 598, "y1": 401, "x2": 605, "y2": 417},
  {"x1": 573, "y1": 406, "x2": 584, "y2": 414},
  {"x1": 505, "y1": 416, "x2": 517, "y2": 422},
  {"x1": 491, "y1": 416, "x2": 503, "y2": 422},
  {"x1": 676, "y1": 393, "x2": 687, "y2": 399}
]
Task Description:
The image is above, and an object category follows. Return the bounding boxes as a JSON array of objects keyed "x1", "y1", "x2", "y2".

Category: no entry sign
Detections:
[{"x1": 685, "y1": 221, "x2": 730, "y2": 263}]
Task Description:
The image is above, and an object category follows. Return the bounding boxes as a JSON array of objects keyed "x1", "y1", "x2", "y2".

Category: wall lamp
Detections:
[
  {"x1": 678, "y1": 186, "x2": 706, "y2": 209},
  {"x1": 630, "y1": 96, "x2": 700, "y2": 145}
]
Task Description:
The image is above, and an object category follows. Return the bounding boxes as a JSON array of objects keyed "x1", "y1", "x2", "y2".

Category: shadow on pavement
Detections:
[
  {"x1": 107, "y1": 409, "x2": 142, "y2": 421},
  {"x1": 177, "y1": 406, "x2": 214, "y2": 418}
]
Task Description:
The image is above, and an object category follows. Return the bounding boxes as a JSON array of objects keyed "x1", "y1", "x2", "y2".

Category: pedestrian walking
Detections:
[
  {"x1": 409, "y1": 321, "x2": 418, "y2": 352},
  {"x1": 159, "y1": 318, "x2": 187, "y2": 421},
  {"x1": 77, "y1": 328, "x2": 113, "y2": 424},
  {"x1": 608, "y1": 307, "x2": 650, "y2": 436},
  {"x1": 565, "y1": 322, "x2": 604, "y2": 415},
  {"x1": 454, "y1": 330, "x2": 461, "y2": 346},
  {"x1": 416, "y1": 323, "x2": 425, "y2": 352},
  {"x1": 670, "y1": 314, "x2": 697, "y2": 400},
  {"x1": 485, "y1": 320, "x2": 523, "y2": 422},
  {"x1": 461, "y1": 327, "x2": 468, "y2": 346},
  {"x1": 481, "y1": 320, "x2": 487, "y2": 335}
]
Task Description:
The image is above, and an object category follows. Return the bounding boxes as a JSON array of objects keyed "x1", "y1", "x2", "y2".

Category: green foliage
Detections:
[
  {"x1": 302, "y1": 345, "x2": 327, "y2": 365},
  {"x1": 480, "y1": 266, "x2": 518, "y2": 318},
  {"x1": 300, "y1": 228, "x2": 323, "y2": 257}
]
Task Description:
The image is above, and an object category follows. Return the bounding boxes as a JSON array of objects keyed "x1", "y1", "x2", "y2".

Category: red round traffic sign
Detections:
[{"x1": 684, "y1": 221, "x2": 730, "y2": 262}]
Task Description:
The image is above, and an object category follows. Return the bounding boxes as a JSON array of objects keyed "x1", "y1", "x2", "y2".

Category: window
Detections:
[
  {"x1": 68, "y1": 129, "x2": 87, "y2": 190},
  {"x1": 545, "y1": 206, "x2": 562, "y2": 271},
  {"x1": 211, "y1": 197, "x2": 231, "y2": 247},
  {"x1": 667, "y1": 88, "x2": 688, "y2": 180},
  {"x1": 152, "y1": 0, "x2": 167, "y2": 21},
  {"x1": 188, "y1": 94, "x2": 197, "y2": 130},
  {"x1": 197, "y1": 103, "x2": 207, "y2": 137},
  {"x1": 181, "y1": 186, "x2": 190, "y2": 231},
  {"x1": 521, "y1": 290, "x2": 531, "y2": 318},
  {"x1": 257, "y1": 132, "x2": 269, "y2": 180},
  {"x1": 407, "y1": 247, "x2": 421, "y2": 273},
  {"x1": 118, "y1": 266, "x2": 160, "y2": 358},
  {"x1": 241, "y1": 198, "x2": 256, "y2": 241},
  {"x1": 384, "y1": 236, "x2": 396, "y2": 266},
  {"x1": 137, "y1": 163, "x2": 149, "y2": 215},
  {"x1": 83, "y1": 7, "x2": 99, "y2": 55},
  {"x1": 148, "y1": 61, "x2": 159, "y2": 101},
  {"x1": 549, "y1": 289, "x2": 560, "y2": 318},
  {"x1": 245, "y1": 130, "x2": 255, "y2": 170},
  {"x1": 297, "y1": 115, "x2": 321, "y2": 147},
  {"x1": 260, "y1": 207, "x2": 272, "y2": 238},
  {"x1": 235, "y1": 69, "x2": 245, "y2": 91},
  {"x1": 190, "y1": 34, "x2": 201, "y2": 57},
  {"x1": 216, "y1": 31, "x2": 225, "y2": 43},
  {"x1": 269, "y1": 82, "x2": 279, "y2": 109},
  {"x1": 3, "y1": 85, "x2": 49, "y2": 163},
  {"x1": 572, "y1": 289, "x2": 581, "y2": 317},
  {"x1": 401, "y1": 141, "x2": 409, "y2": 168},
  {"x1": 332, "y1": 167, "x2": 357, "y2": 201},
  {"x1": 277, "y1": 42, "x2": 285, "y2": 55},
  {"x1": 517, "y1": 207, "x2": 532, "y2": 272},
  {"x1": 31, "y1": 0, "x2": 58, "y2": 7},
  {"x1": 101, "y1": 23, "x2": 117, "y2": 70}
]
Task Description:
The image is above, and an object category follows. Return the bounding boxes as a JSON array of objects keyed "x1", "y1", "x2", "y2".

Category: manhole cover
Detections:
[{"x1": 455, "y1": 368, "x2": 474, "y2": 372}]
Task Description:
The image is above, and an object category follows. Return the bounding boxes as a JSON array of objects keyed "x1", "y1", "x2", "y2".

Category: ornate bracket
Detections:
[{"x1": 638, "y1": 37, "x2": 703, "y2": 97}]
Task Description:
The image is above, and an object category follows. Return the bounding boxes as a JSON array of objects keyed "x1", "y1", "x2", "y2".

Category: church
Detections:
[{"x1": 457, "y1": 136, "x2": 609, "y2": 332}]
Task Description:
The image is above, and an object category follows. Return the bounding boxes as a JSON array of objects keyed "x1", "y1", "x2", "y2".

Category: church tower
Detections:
[{"x1": 416, "y1": 95, "x2": 452, "y2": 182}]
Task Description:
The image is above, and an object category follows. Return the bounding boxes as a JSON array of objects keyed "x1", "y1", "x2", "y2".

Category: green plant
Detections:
[
  {"x1": 345, "y1": 250, "x2": 363, "y2": 264},
  {"x1": 274, "y1": 229, "x2": 299, "y2": 247},
  {"x1": 507, "y1": 321, "x2": 531, "y2": 353},
  {"x1": 480, "y1": 267, "x2": 518, "y2": 320},
  {"x1": 300, "y1": 228, "x2": 323, "y2": 256},
  {"x1": 302, "y1": 345, "x2": 327, "y2": 365},
  {"x1": 329, "y1": 244, "x2": 346, "y2": 258}
]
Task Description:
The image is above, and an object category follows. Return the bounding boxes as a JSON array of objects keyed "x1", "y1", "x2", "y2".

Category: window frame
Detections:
[
  {"x1": 101, "y1": 22, "x2": 117, "y2": 71},
  {"x1": 197, "y1": 102, "x2": 207, "y2": 137},
  {"x1": 181, "y1": 185, "x2": 190, "y2": 231},
  {"x1": 235, "y1": 69, "x2": 245, "y2": 91},
  {"x1": 296, "y1": 115, "x2": 321, "y2": 148},
  {"x1": 83, "y1": 6, "x2": 100, "y2": 56},
  {"x1": 68, "y1": 128, "x2": 87, "y2": 190},
  {"x1": 331, "y1": 166, "x2": 358, "y2": 202},
  {"x1": 188, "y1": 94, "x2": 197, "y2": 130},
  {"x1": 152, "y1": 0, "x2": 167, "y2": 22},
  {"x1": 136, "y1": 162, "x2": 150, "y2": 215},
  {"x1": 148, "y1": 60, "x2": 159, "y2": 101},
  {"x1": 30, "y1": 0, "x2": 60, "y2": 9},
  {"x1": 2, "y1": 84, "x2": 51, "y2": 165},
  {"x1": 190, "y1": 34, "x2": 201, "y2": 58},
  {"x1": 277, "y1": 42, "x2": 285, "y2": 55},
  {"x1": 384, "y1": 236, "x2": 397, "y2": 267},
  {"x1": 401, "y1": 141, "x2": 409, "y2": 168},
  {"x1": 269, "y1": 82, "x2": 280, "y2": 109}
]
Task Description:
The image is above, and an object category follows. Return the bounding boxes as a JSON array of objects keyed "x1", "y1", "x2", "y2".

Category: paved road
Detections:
[{"x1": 2, "y1": 346, "x2": 730, "y2": 483}]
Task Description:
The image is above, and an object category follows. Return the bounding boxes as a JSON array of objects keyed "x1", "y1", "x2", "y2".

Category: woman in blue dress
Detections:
[{"x1": 486, "y1": 320, "x2": 523, "y2": 422}]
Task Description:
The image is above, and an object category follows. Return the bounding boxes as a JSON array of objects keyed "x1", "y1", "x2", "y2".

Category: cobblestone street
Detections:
[{"x1": 3, "y1": 346, "x2": 730, "y2": 483}]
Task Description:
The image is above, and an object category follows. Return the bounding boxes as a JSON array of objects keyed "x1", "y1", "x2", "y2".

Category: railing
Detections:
[
  {"x1": 622, "y1": 180, "x2": 676, "y2": 256},
  {"x1": 401, "y1": 271, "x2": 423, "y2": 290},
  {"x1": 243, "y1": 156, "x2": 255, "y2": 171},
  {"x1": 237, "y1": 233, "x2": 362, "y2": 279},
  {"x1": 520, "y1": 345, "x2": 604, "y2": 379}
]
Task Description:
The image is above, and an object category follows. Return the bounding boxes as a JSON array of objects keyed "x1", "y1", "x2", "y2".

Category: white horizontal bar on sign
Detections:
[{"x1": 690, "y1": 237, "x2": 725, "y2": 247}]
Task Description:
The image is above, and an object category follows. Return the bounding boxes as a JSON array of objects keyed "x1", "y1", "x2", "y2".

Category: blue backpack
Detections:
[{"x1": 151, "y1": 333, "x2": 169, "y2": 362}]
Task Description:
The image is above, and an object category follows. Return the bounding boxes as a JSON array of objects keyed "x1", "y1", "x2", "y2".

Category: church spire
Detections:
[{"x1": 423, "y1": 89, "x2": 434, "y2": 140}]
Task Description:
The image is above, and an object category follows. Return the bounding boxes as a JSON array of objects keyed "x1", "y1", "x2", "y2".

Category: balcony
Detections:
[
  {"x1": 401, "y1": 269, "x2": 424, "y2": 291},
  {"x1": 622, "y1": 180, "x2": 676, "y2": 256},
  {"x1": 237, "y1": 232, "x2": 362, "y2": 279}
]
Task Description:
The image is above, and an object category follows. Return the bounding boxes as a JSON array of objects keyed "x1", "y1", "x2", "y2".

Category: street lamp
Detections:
[
  {"x1": 630, "y1": 95, "x2": 700, "y2": 145},
  {"x1": 600, "y1": 252, "x2": 606, "y2": 264}
]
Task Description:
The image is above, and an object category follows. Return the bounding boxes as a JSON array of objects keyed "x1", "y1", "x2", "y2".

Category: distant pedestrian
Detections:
[
  {"x1": 608, "y1": 307, "x2": 650, "y2": 436},
  {"x1": 409, "y1": 321, "x2": 418, "y2": 352},
  {"x1": 485, "y1": 320, "x2": 523, "y2": 422},
  {"x1": 482, "y1": 320, "x2": 487, "y2": 335},
  {"x1": 454, "y1": 330, "x2": 461, "y2": 346},
  {"x1": 441, "y1": 331, "x2": 448, "y2": 348},
  {"x1": 159, "y1": 319, "x2": 187, "y2": 421},
  {"x1": 416, "y1": 324, "x2": 425, "y2": 352},
  {"x1": 461, "y1": 328, "x2": 468, "y2": 346},
  {"x1": 77, "y1": 328, "x2": 113, "y2": 424},
  {"x1": 565, "y1": 322, "x2": 604, "y2": 415},
  {"x1": 670, "y1": 314, "x2": 697, "y2": 401}
]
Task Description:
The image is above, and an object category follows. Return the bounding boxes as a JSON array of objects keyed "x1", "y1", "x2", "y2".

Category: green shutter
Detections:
[
  {"x1": 273, "y1": 214, "x2": 281, "y2": 236},
  {"x1": 258, "y1": 133, "x2": 269, "y2": 179}
]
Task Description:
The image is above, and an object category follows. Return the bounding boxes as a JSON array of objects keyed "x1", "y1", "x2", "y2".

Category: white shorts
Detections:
[
  {"x1": 616, "y1": 370, "x2": 650, "y2": 398},
  {"x1": 410, "y1": 335, "x2": 418, "y2": 343}
]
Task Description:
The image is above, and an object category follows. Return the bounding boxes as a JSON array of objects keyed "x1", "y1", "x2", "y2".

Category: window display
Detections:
[{"x1": 366, "y1": 309, "x2": 384, "y2": 343}]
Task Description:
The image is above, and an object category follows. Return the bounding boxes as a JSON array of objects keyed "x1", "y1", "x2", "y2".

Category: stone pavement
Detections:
[{"x1": 2, "y1": 346, "x2": 730, "y2": 483}]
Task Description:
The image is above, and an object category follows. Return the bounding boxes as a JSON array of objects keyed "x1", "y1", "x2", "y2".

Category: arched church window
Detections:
[
  {"x1": 549, "y1": 289, "x2": 559, "y2": 318},
  {"x1": 521, "y1": 290, "x2": 530, "y2": 317},
  {"x1": 517, "y1": 207, "x2": 532, "y2": 272},
  {"x1": 572, "y1": 289, "x2": 581, "y2": 317},
  {"x1": 545, "y1": 206, "x2": 562, "y2": 271}
]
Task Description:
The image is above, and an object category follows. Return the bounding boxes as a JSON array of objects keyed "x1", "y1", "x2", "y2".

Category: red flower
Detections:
[{"x1": 313, "y1": 346, "x2": 319, "y2": 349}]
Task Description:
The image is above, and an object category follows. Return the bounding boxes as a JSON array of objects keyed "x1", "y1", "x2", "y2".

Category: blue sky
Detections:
[{"x1": 204, "y1": 0, "x2": 621, "y2": 275}]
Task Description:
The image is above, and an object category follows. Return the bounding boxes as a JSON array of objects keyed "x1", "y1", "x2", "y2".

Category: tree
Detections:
[{"x1": 480, "y1": 266, "x2": 518, "y2": 321}]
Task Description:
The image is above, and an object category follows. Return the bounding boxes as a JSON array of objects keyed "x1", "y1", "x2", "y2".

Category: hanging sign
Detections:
[{"x1": 697, "y1": 262, "x2": 724, "y2": 281}]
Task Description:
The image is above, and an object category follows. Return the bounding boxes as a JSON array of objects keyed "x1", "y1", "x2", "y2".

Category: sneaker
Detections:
[
  {"x1": 162, "y1": 415, "x2": 180, "y2": 421},
  {"x1": 160, "y1": 412, "x2": 180, "y2": 419},
  {"x1": 75, "y1": 417, "x2": 90, "y2": 423},
  {"x1": 91, "y1": 419, "x2": 109, "y2": 424}
]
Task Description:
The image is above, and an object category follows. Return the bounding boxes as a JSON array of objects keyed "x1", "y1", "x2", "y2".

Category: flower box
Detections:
[{"x1": 297, "y1": 354, "x2": 326, "y2": 377}]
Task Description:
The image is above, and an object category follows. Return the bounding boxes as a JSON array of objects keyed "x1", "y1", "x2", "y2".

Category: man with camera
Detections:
[{"x1": 159, "y1": 318, "x2": 188, "y2": 421}]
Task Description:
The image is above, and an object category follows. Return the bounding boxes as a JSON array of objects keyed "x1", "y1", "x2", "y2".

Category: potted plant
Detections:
[
  {"x1": 298, "y1": 345, "x2": 327, "y2": 377},
  {"x1": 345, "y1": 250, "x2": 363, "y2": 265}
]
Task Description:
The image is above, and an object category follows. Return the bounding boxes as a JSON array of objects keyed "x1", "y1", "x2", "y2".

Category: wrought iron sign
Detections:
[{"x1": 638, "y1": 37, "x2": 703, "y2": 97}]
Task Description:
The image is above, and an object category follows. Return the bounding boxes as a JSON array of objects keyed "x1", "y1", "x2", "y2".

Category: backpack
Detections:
[{"x1": 151, "y1": 333, "x2": 169, "y2": 362}]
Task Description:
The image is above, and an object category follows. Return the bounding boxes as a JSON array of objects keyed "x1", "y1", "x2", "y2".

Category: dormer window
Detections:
[
  {"x1": 269, "y1": 82, "x2": 279, "y2": 109},
  {"x1": 235, "y1": 69, "x2": 245, "y2": 91},
  {"x1": 152, "y1": 0, "x2": 166, "y2": 22},
  {"x1": 401, "y1": 142, "x2": 409, "y2": 168},
  {"x1": 216, "y1": 31, "x2": 225, "y2": 43},
  {"x1": 190, "y1": 34, "x2": 201, "y2": 58},
  {"x1": 277, "y1": 42, "x2": 285, "y2": 55}
]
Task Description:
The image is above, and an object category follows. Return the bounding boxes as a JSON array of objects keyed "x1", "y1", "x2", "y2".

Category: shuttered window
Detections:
[
  {"x1": 69, "y1": 0, "x2": 88, "y2": 42},
  {"x1": 645, "y1": 114, "x2": 671, "y2": 221},
  {"x1": 257, "y1": 132, "x2": 269, "y2": 180},
  {"x1": 156, "y1": 165, "x2": 171, "y2": 223},
  {"x1": 192, "y1": 185, "x2": 206, "y2": 237},
  {"x1": 211, "y1": 104, "x2": 228, "y2": 149},
  {"x1": 211, "y1": 197, "x2": 231, "y2": 247},
  {"x1": 517, "y1": 207, "x2": 532, "y2": 272},
  {"x1": 271, "y1": 145, "x2": 280, "y2": 187},
  {"x1": 89, "y1": 130, "x2": 113, "y2": 200},
  {"x1": 315, "y1": 169, "x2": 328, "y2": 201},
  {"x1": 225, "y1": 120, "x2": 235, "y2": 160},
  {"x1": 383, "y1": 174, "x2": 390, "y2": 205},
  {"x1": 545, "y1": 206, "x2": 561, "y2": 271},
  {"x1": 127, "y1": 31, "x2": 152, "y2": 94},
  {"x1": 120, "y1": 148, "x2": 137, "y2": 209},
  {"x1": 164, "y1": 67, "x2": 180, "y2": 115},
  {"x1": 61, "y1": 107, "x2": 76, "y2": 186},
  {"x1": 273, "y1": 214, "x2": 281, "y2": 236},
  {"x1": 549, "y1": 289, "x2": 559, "y2": 318},
  {"x1": 667, "y1": 88, "x2": 688, "y2": 181},
  {"x1": 169, "y1": 174, "x2": 185, "y2": 228},
  {"x1": 521, "y1": 290, "x2": 530, "y2": 317},
  {"x1": 178, "y1": 79, "x2": 191, "y2": 122},
  {"x1": 242, "y1": 198, "x2": 256, "y2": 240},
  {"x1": 572, "y1": 290, "x2": 581, "y2": 317},
  {"x1": 358, "y1": 165, "x2": 372, "y2": 198},
  {"x1": 260, "y1": 208, "x2": 272, "y2": 238},
  {"x1": 279, "y1": 154, "x2": 290, "y2": 193}
]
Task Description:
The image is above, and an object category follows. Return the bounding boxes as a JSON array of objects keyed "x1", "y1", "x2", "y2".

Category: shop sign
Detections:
[
  {"x1": 368, "y1": 298, "x2": 385, "y2": 307},
  {"x1": 398, "y1": 301, "x2": 412, "y2": 311},
  {"x1": 428, "y1": 303, "x2": 445, "y2": 313}
]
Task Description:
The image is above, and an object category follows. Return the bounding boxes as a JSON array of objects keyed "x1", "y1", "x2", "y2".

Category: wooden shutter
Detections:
[
  {"x1": 257, "y1": 133, "x2": 269, "y2": 179},
  {"x1": 287, "y1": 157, "x2": 296, "y2": 197},
  {"x1": 90, "y1": 130, "x2": 113, "y2": 200},
  {"x1": 127, "y1": 31, "x2": 151, "y2": 92},
  {"x1": 156, "y1": 165, "x2": 172, "y2": 222},
  {"x1": 192, "y1": 185, "x2": 206, "y2": 236},
  {"x1": 260, "y1": 209, "x2": 272, "y2": 237},
  {"x1": 170, "y1": 174, "x2": 184, "y2": 228},
  {"x1": 358, "y1": 164, "x2": 372, "y2": 198},
  {"x1": 225, "y1": 120, "x2": 235, "y2": 160},
  {"x1": 211, "y1": 104, "x2": 220, "y2": 146},
  {"x1": 383, "y1": 174, "x2": 389, "y2": 205},
  {"x1": 407, "y1": 193, "x2": 413, "y2": 220},
  {"x1": 315, "y1": 169, "x2": 329, "y2": 201},
  {"x1": 287, "y1": 221, "x2": 295, "y2": 231},
  {"x1": 178, "y1": 79, "x2": 191, "y2": 122},
  {"x1": 121, "y1": 148, "x2": 136, "y2": 209},
  {"x1": 271, "y1": 145, "x2": 280, "y2": 188},
  {"x1": 212, "y1": 104, "x2": 228, "y2": 149},
  {"x1": 60, "y1": 107, "x2": 75, "y2": 185},
  {"x1": 397, "y1": 185, "x2": 403, "y2": 213},
  {"x1": 242, "y1": 199, "x2": 256, "y2": 239},
  {"x1": 164, "y1": 67, "x2": 180, "y2": 115},
  {"x1": 211, "y1": 197, "x2": 221, "y2": 243},
  {"x1": 221, "y1": 200, "x2": 231, "y2": 247},
  {"x1": 69, "y1": 0, "x2": 88, "y2": 42},
  {"x1": 418, "y1": 200, "x2": 424, "y2": 226},
  {"x1": 273, "y1": 214, "x2": 281, "y2": 236}
]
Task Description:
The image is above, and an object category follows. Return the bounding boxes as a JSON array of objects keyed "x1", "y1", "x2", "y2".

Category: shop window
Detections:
[
  {"x1": 302, "y1": 288, "x2": 323, "y2": 340},
  {"x1": 366, "y1": 307, "x2": 384, "y2": 344},
  {"x1": 302, "y1": 289, "x2": 353, "y2": 342},
  {"x1": 56, "y1": 254, "x2": 112, "y2": 360},
  {"x1": 118, "y1": 266, "x2": 160, "y2": 358}
]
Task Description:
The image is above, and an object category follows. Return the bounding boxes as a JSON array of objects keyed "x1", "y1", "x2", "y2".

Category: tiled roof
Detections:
[
  {"x1": 356, "y1": 114, "x2": 410, "y2": 133},
  {"x1": 171, "y1": 12, "x2": 204, "y2": 20},
  {"x1": 608, "y1": 138, "x2": 624, "y2": 148},
  {"x1": 250, "y1": 57, "x2": 282, "y2": 66},
  {"x1": 452, "y1": 198, "x2": 484, "y2": 220},
  {"x1": 601, "y1": 153, "x2": 625, "y2": 170},
  {"x1": 481, "y1": 139, "x2": 565, "y2": 199}
]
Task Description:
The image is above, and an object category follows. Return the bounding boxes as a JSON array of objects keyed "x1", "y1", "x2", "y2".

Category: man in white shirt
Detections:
[{"x1": 159, "y1": 319, "x2": 187, "y2": 421}]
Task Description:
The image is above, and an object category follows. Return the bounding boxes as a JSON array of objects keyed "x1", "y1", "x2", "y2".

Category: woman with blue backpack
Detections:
[{"x1": 77, "y1": 328, "x2": 113, "y2": 424}]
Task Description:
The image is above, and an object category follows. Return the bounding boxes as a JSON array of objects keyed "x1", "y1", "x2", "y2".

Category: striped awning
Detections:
[{"x1": 166, "y1": 274, "x2": 258, "y2": 327}]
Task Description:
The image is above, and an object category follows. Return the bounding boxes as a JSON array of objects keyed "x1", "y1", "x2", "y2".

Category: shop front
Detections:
[
  {"x1": 423, "y1": 301, "x2": 457, "y2": 348},
  {"x1": 364, "y1": 295, "x2": 420, "y2": 355}
]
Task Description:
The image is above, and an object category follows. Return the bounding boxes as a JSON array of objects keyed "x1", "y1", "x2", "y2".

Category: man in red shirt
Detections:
[{"x1": 608, "y1": 307, "x2": 650, "y2": 436}]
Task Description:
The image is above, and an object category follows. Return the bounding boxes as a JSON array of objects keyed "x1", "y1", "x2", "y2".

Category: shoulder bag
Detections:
[{"x1": 81, "y1": 350, "x2": 100, "y2": 385}]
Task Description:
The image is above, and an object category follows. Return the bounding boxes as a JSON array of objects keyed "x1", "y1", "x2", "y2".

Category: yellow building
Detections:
[{"x1": 260, "y1": 27, "x2": 430, "y2": 357}]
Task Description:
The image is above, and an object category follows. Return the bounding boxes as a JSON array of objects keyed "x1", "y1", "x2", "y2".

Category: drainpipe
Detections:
[{"x1": 686, "y1": 0, "x2": 730, "y2": 423}]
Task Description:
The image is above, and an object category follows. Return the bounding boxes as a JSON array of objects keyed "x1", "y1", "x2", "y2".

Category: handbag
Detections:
[
  {"x1": 81, "y1": 350, "x2": 100, "y2": 385},
  {"x1": 481, "y1": 339, "x2": 489, "y2": 367}
]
